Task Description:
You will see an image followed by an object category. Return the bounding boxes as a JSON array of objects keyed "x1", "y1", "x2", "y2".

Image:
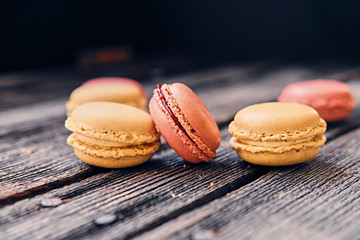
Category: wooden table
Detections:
[{"x1": 1, "y1": 58, "x2": 360, "y2": 240}]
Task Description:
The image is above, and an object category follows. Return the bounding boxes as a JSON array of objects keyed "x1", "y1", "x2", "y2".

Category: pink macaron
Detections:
[
  {"x1": 278, "y1": 79, "x2": 356, "y2": 122},
  {"x1": 149, "y1": 83, "x2": 221, "y2": 163}
]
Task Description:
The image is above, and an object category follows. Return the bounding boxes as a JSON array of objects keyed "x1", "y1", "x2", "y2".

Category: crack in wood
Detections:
[{"x1": 0, "y1": 167, "x2": 104, "y2": 208}]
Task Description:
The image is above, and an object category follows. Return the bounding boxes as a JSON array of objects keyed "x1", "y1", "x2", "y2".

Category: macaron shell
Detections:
[
  {"x1": 233, "y1": 146, "x2": 322, "y2": 166},
  {"x1": 71, "y1": 82, "x2": 142, "y2": 101},
  {"x1": 233, "y1": 102, "x2": 320, "y2": 134},
  {"x1": 169, "y1": 83, "x2": 221, "y2": 151},
  {"x1": 278, "y1": 79, "x2": 352, "y2": 100},
  {"x1": 66, "y1": 82, "x2": 147, "y2": 114},
  {"x1": 149, "y1": 97, "x2": 210, "y2": 163},
  {"x1": 161, "y1": 84, "x2": 217, "y2": 158},
  {"x1": 82, "y1": 77, "x2": 148, "y2": 99},
  {"x1": 278, "y1": 80, "x2": 356, "y2": 122},
  {"x1": 73, "y1": 148, "x2": 154, "y2": 168},
  {"x1": 66, "y1": 102, "x2": 159, "y2": 145},
  {"x1": 315, "y1": 106, "x2": 354, "y2": 122}
]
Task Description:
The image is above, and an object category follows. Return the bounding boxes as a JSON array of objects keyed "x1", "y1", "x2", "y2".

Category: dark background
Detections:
[{"x1": 1, "y1": 0, "x2": 360, "y2": 73}]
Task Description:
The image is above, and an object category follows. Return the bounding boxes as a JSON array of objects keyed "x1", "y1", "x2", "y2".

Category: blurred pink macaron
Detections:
[
  {"x1": 278, "y1": 79, "x2": 356, "y2": 122},
  {"x1": 149, "y1": 83, "x2": 221, "y2": 163}
]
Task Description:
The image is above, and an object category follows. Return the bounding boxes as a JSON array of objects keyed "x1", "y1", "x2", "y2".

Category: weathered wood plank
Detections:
[
  {"x1": 0, "y1": 100, "x2": 66, "y2": 136},
  {"x1": 1, "y1": 65, "x2": 359, "y2": 205},
  {"x1": 0, "y1": 63, "x2": 326, "y2": 134},
  {"x1": 0, "y1": 64, "x2": 260, "y2": 202},
  {"x1": 0, "y1": 63, "x2": 257, "y2": 135},
  {"x1": 0, "y1": 119, "x2": 103, "y2": 203},
  {"x1": 0, "y1": 70, "x2": 83, "y2": 110},
  {"x1": 0, "y1": 62, "x2": 359, "y2": 240},
  {"x1": 0, "y1": 57, "x2": 255, "y2": 110},
  {"x1": 135, "y1": 128, "x2": 360, "y2": 240},
  {"x1": 197, "y1": 67, "x2": 314, "y2": 123},
  {"x1": 0, "y1": 133, "x2": 269, "y2": 239},
  {"x1": 1, "y1": 60, "x2": 358, "y2": 112},
  {"x1": 0, "y1": 99, "x2": 359, "y2": 239},
  {"x1": 1, "y1": 62, "x2": 357, "y2": 131},
  {"x1": 200, "y1": 67, "x2": 360, "y2": 125}
]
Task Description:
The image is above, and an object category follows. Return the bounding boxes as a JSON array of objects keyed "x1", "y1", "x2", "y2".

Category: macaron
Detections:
[
  {"x1": 228, "y1": 102, "x2": 327, "y2": 166},
  {"x1": 149, "y1": 83, "x2": 221, "y2": 163},
  {"x1": 65, "y1": 102, "x2": 160, "y2": 168},
  {"x1": 66, "y1": 77, "x2": 148, "y2": 116},
  {"x1": 278, "y1": 79, "x2": 356, "y2": 122}
]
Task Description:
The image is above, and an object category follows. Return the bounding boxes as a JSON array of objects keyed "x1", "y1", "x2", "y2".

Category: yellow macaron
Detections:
[
  {"x1": 65, "y1": 102, "x2": 160, "y2": 168},
  {"x1": 228, "y1": 102, "x2": 327, "y2": 166},
  {"x1": 66, "y1": 77, "x2": 148, "y2": 116}
]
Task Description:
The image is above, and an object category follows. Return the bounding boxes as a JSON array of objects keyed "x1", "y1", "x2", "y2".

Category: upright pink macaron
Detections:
[
  {"x1": 149, "y1": 83, "x2": 221, "y2": 163},
  {"x1": 278, "y1": 79, "x2": 356, "y2": 122}
]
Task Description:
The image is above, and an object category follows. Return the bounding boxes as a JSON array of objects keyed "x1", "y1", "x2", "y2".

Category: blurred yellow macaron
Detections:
[
  {"x1": 65, "y1": 102, "x2": 160, "y2": 168},
  {"x1": 228, "y1": 102, "x2": 327, "y2": 166},
  {"x1": 66, "y1": 77, "x2": 148, "y2": 116}
]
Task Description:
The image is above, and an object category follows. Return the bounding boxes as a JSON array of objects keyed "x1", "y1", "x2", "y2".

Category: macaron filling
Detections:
[
  {"x1": 230, "y1": 134, "x2": 326, "y2": 153},
  {"x1": 72, "y1": 133, "x2": 142, "y2": 147},
  {"x1": 67, "y1": 133, "x2": 161, "y2": 158},
  {"x1": 239, "y1": 135, "x2": 319, "y2": 147},
  {"x1": 228, "y1": 118, "x2": 327, "y2": 142},
  {"x1": 156, "y1": 84, "x2": 215, "y2": 160},
  {"x1": 156, "y1": 84, "x2": 188, "y2": 135}
]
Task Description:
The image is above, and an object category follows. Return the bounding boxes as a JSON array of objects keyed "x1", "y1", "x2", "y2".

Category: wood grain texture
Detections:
[
  {"x1": 0, "y1": 63, "x2": 258, "y2": 134},
  {"x1": 1, "y1": 62, "x2": 357, "y2": 130},
  {"x1": 0, "y1": 118, "x2": 102, "y2": 203},
  {"x1": 0, "y1": 70, "x2": 83, "y2": 110},
  {"x1": 0, "y1": 138, "x2": 268, "y2": 240},
  {"x1": 135, "y1": 128, "x2": 360, "y2": 240},
  {"x1": 0, "y1": 89, "x2": 359, "y2": 239},
  {"x1": 0, "y1": 57, "x2": 254, "y2": 110},
  {"x1": 0, "y1": 61, "x2": 359, "y2": 240},
  {"x1": 1, "y1": 78, "x2": 356, "y2": 205},
  {"x1": 2, "y1": 63, "x2": 357, "y2": 135},
  {"x1": 0, "y1": 63, "x2": 272, "y2": 201},
  {"x1": 0, "y1": 66, "x2": 359, "y2": 203},
  {"x1": 0, "y1": 64, "x2": 260, "y2": 203}
]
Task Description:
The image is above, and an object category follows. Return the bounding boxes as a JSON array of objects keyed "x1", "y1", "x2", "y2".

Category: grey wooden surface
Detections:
[{"x1": 0, "y1": 59, "x2": 359, "y2": 240}]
